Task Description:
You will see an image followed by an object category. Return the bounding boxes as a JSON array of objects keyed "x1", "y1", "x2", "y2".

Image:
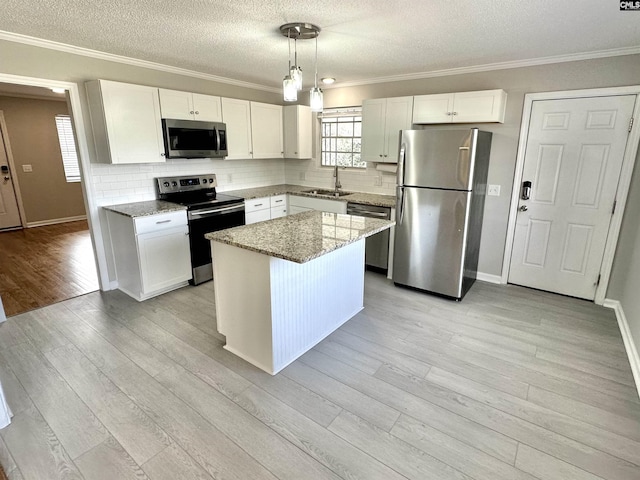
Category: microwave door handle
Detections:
[{"x1": 216, "y1": 128, "x2": 221, "y2": 154}]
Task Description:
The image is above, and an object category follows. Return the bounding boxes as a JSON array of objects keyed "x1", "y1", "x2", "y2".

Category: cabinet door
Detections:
[
  {"x1": 361, "y1": 98, "x2": 386, "y2": 162},
  {"x1": 193, "y1": 93, "x2": 222, "y2": 122},
  {"x1": 452, "y1": 89, "x2": 507, "y2": 123},
  {"x1": 382, "y1": 96, "x2": 414, "y2": 162},
  {"x1": 245, "y1": 208, "x2": 272, "y2": 224},
  {"x1": 222, "y1": 98, "x2": 253, "y2": 160},
  {"x1": 270, "y1": 206, "x2": 287, "y2": 218},
  {"x1": 284, "y1": 105, "x2": 312, "y2": 159},
  {"x1": 412, "y1": 94, "x2": 454, "y2": 124},
  {"x1": 288, "y1": 205, "x2": 313, "y2": 215},
  {"x1": 99, "y1": 81, "x2": 165, "y2": 164},
  {"x1": 251, "y1": 102, "x2": 284, "y2": 159},
  {"x1": 138, "y1": 225, "x2": 191, "y2": 294},
  {"x1": 158, "y1": 89, "x2": 194, "y2": 120}
]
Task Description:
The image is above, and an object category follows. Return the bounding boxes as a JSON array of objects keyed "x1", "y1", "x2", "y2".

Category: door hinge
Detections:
[
  {"x1": 595, "y1": 274, "x2": 601, "y2": 286},
  {"x1": 630, "y1": 117, "x2": 634, "y2": 133},
  {"x1": 612, "y1": 199, "x2": 617, "y2": 215}
]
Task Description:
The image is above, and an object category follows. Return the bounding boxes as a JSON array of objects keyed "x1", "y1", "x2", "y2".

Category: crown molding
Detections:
[
  {"x1": 324, "y1": 45, "x2": 640, "y2": 89},
  {"x1": 0, "y1": 30, "x2": 281, "y2": 94}
]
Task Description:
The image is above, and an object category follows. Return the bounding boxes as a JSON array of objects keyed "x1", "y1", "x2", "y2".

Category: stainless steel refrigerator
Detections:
[{"x1": 393, "y1": 128, "x2": 492, "y2": 300}]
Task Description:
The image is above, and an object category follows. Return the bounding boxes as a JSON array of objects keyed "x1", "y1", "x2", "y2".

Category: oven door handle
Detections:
[{"x1": 189, "y1": 204, "x2": 245, "y2": 217}]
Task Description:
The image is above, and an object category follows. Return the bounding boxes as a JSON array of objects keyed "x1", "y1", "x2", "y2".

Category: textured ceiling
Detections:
[{"x1": 1, "y1": 0, "x2": 638, "y2": 90}]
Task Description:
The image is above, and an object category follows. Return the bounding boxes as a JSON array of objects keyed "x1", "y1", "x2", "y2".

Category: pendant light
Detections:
[
  {"x1": 283, "y1": 30, "x2": 297, "y2": 102},
  {"x1": 280, "y1": 23, "x2": 321, "y2": 110},
  {"x1": 309, "y1": 35, "x2": 323, "y2": 112},
  {"x1": 290, "y1": 38, "x2": 303, "y2": 91}
]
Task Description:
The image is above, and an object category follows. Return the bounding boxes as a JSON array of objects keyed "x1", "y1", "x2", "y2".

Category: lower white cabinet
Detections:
[
  {"x1": 106, "y1": 210, "x2": 192, "y2": 301},
  {"x1": 245, "y1": 195, "x2": 288, "y2": 224},
  {"x1": 288, "y1": 195, "x2": 347, "y2": 214}
]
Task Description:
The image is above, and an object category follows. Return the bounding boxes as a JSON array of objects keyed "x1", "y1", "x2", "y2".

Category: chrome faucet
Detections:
[{"x1": 333, "y1": 164, "x2": 342, "y2": 192}]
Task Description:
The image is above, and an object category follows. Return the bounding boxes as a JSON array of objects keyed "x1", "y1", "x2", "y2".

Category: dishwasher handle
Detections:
[{"x1": 347, "y1": 209, "x2": 389, "y2": 219}]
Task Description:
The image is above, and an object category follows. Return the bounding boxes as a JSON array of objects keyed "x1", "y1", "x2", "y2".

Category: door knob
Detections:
[{"x1": 519, "y1": 205, "x2": 528, "y2": 212}]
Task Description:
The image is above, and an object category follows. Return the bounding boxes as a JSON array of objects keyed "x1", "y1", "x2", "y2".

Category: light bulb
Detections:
[
  {"x1": 290, "y1": 66, "x2": 303, "y2": 91},
  {"x1": 310, "y1": 87, "x2": 323, "y2": 112},
  {"x1": 283, "y1": 76, "x2": 297, "y2": 102}
]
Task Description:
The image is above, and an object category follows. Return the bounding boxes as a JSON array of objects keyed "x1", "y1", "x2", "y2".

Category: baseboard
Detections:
[
  {"x1": 603, "y1": 298, "x2": 640, "y2": 399},
  {"x1": 26, "y1": 215, "x2": 87, "y2": 228},
  {"x1": 476, "y1": 272, "x2": 503, "y2": 284}
]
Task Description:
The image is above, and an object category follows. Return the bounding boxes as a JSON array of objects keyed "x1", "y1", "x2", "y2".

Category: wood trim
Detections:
[
  {"x1": 0, "y1": 111, "x2": 27, "y2": 227},
  {"x1": 603, "y1": 299, "x2": 640, "y2": 399},
  {"x1": 501, "y1": 86, "x2": 640, "y2": 305},
  {"x1": 26, "y1": 215, "x2": 87, "y2": 228}
]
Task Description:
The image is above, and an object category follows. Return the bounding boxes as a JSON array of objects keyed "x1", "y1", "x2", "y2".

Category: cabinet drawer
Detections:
[
  {"x1": 134, "y1": 211, "x2": 187, "y2": 235},
  {"x1": 270, "y1": 195, "x2": 287, "y2": 208},
  {"x1": 245, "y1": 197, "x2": 270, "y2": 213},
  {"x1": 246, "y1": 209, "x2": 271, "y2": 224}
]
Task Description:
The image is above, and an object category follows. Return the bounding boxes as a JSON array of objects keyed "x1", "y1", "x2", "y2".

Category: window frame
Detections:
[
  {"x1": 319, "y1": 107, "x2": 365, "y2": 170},
  {"x1": 54, "y1": 114, "x2": 81, "y2": 183}
]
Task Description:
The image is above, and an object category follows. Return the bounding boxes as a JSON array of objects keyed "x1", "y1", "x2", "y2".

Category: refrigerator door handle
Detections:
[
  {"x1": 398, "y1": 145, "x2": 406, "y2": 186},
  {"x1": 398, "y1": 186, "x2": 406, "y2": 225}
]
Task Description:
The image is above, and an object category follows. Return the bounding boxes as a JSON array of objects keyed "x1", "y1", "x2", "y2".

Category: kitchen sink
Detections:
[{"x1": 302, "y1": 189, "x2": 351, "y2": 198}]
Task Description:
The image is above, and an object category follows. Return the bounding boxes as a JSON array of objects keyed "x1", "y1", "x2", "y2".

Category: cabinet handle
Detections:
[
  {"x1": 446, "y1": 112, "x2": 452, "y2": 116},
  {"x1": 452, "y1": 111, "x2": 458, "y2": 115},
  {"x1": 185, "y1": 232, "x2": 189, "y2": 236},
  {"x1": 384, "y1": 154, "x2": 388, "y2": 157},
  {"x1": 249, "y1": 151, "x2": 253, "y2": 154},
  {"x1": 294, "y1": 151, "x2": 297, "y2": 154},
  {"x1": 156, "y1": 220, "x2": 171, "y2": 224},
  {"x1": 160, "y1": 153, "x2": 166, "y2": 156},
  {"x1": 379, "y1": 154, "x2": 383, "y2": 157},
  {"x1": 275, "y1": 199, "x2": 283, "y2": 203},
  {"x1": 189, "y1": 111, "x2": 194, "y2": 114},
  {"x1": 195, "y1": 111, "x2": 199, "y2": 114},
  {"x1": 254, "y1": 203, "x2": 263, "y2": 207}
]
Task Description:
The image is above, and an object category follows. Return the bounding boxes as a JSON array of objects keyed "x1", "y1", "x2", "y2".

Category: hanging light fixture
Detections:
[
  {"x1": 280, "y1": 23, "x2": 321, "y2": 111},
  {"x1": 282, "y1": 30, "x2": 297, "y2": 102},
  {"x1": 309, "y1": 35, "x2": 323, "y2": 112},
  {"x1": 290, "y1": 38, "x2": 303, "y2": 91}
]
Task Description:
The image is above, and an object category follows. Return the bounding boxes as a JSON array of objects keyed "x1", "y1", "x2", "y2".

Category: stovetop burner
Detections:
[{"x1": 155, "y1": 174, "x2": 243, "y2": 210}]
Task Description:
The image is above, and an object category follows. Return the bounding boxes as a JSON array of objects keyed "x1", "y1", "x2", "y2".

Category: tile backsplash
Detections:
[{"x1": 90, "y1": 156, "x2": 396, "y2": 207}]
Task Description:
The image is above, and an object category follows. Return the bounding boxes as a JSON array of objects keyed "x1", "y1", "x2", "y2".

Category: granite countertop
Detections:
[
  {"x1": 102, "y1": 200, "x2": 186, "y2": 218},
  {"x1": 224, "y1": 184, "x2": 396, "y2": 208},
  {"x1": 206, "y1": 210, "x2": 395, "y2": 263}
]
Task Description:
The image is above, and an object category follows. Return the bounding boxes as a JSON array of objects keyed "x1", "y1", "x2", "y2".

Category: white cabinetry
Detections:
[
  {"x1": 158, "y1": 89, "x2": 222, "y2": 121},
  {"x1": 413, "y1": 89, "x2": 507, "y2": 124},
  {"x1": 222, "y1": 99, "x2": 284, "y2": 160},
  {"x1": 362, "y1": 96, "x2": 414, "y2": 164},
  {"x1": 284, "y1": 105, "x2": 312, "y2": 159},
  {"x1": 86, "y1": 80, "x2": 165, "y2": 164},
  {"x1": 245, "y1": 195, "x2": 288, "y2": 224},
  {"x1": 106, "y1": 210, "x2": 192, "y2": 301},
  {"x1": 251, "y1": 102, "x2": 284, "y2": 159},
  {"x1": 288, "y1": 195, "x2": 347, "y2": 215}
]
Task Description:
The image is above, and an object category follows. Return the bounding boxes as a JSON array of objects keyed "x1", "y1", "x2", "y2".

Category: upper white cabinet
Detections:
[
  {"x1": 158, "y1": 89, "x2": 222, "y2": 122},
  {"x1": 86, "y1": 80, "x2": 165, "y2": 164},
  {"x1": 221, "y1": 97, "x2": 253, "y2": 160},
  {"x1": 413, "y1": 89, "x2": 507, "y2": 124},
  {"x1": 362, "y1": 96, "x2": 414, "y2": 164},
  {"x1": 222, "y1": 99, "x2": 284, "y2": 160},
  {"x1": 250, "y1": 102, "x2": 284, "y2": 159},
  {"x1": 284, "y1": 105, "x2": 313, "y2": 159}
]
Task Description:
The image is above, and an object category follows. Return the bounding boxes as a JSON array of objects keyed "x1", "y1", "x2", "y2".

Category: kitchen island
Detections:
[{"x1": 205, "y1": 211, "x2": 394, "y2": 374}]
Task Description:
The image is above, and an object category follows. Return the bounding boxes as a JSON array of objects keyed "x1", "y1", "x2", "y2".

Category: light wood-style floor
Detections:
[
  {"x1": 0, "y1": 221, "x2": 99, "y2": 317},
  {"x1": 0, "y1": 272, "x2": 638, "y2": 480}
]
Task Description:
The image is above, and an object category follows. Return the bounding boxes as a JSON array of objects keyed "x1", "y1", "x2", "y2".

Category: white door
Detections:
[
  {"x1": 509, "y1": 95, "x2": 636, "y2": 299},
  {"x1": 0, "y1": 126, "x2": 21, "y2": 230}
]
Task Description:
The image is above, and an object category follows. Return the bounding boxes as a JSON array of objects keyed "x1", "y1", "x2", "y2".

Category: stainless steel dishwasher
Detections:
[{"x1": 347, "y1": 202, "x2": 391, "y2": 273}]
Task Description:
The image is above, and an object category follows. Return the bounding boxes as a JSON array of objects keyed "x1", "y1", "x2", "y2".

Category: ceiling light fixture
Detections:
[
  {"x1": 280, "y1": 22, "x2": 322, "y2": 112},
  {"x1": 321, "y1": 77, "x2": 335, "y2": 85}
]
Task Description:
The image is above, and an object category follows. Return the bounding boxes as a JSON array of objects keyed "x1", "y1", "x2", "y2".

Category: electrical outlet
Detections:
[
  {"x1": 299, "y1": 172, "x2": 306, "y2": 181},
  {"x1": 374, "y1": 176, "x2": 383, "y2": 187},
  {"x1": 487, "y1": 184, "x2": 501, "y2": 197},
  {"x1": 227, "y1": 173, "x2": 233, "y2": 183},
  {"x1": 22, "y1": 164, "x2": 33, "y2": 172}
]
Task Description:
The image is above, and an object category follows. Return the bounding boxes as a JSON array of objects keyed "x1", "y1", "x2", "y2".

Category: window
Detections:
[
  {"x1": 55, "y1": 115, "x2": 81, "y2": 182},
  {"x1": 320, "y1": 107, "x2": 364, "y2": 168}
]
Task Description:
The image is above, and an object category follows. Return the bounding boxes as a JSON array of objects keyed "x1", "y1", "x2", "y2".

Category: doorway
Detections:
[
  {"x1": 503, "y1": 87, "x2": 640, "y2": 304},
  {"x1": 0, "y1": 82, "x2": 100, "y2": 316}
]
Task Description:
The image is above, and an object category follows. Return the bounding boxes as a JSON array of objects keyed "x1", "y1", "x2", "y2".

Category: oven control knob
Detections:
[
  {"x1": 171, "y1": 181, "x2": 178, "y2": 187},
  {"x1": 202, "y1": 179, "x2": 207, "y2": 184},
  {"x1": 163, "y1": 181, "x2": 170, "y2": 187},
  {"x1": 209, "y1": 178, "x2": 214, "y2": 183}
]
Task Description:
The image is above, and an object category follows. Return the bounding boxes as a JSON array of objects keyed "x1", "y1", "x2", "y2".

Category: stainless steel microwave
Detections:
[{"x1": 161, "y1": 119, "x2": 228, "y2": 158}]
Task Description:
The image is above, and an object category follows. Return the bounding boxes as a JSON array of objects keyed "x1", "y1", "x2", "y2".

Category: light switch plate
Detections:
[
  {"x1": 487, "y1": 184, "x2": 501, "y2": 196},
  {"x1": 22, "y1": 164, "x2": 33, "y2": 172}
]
